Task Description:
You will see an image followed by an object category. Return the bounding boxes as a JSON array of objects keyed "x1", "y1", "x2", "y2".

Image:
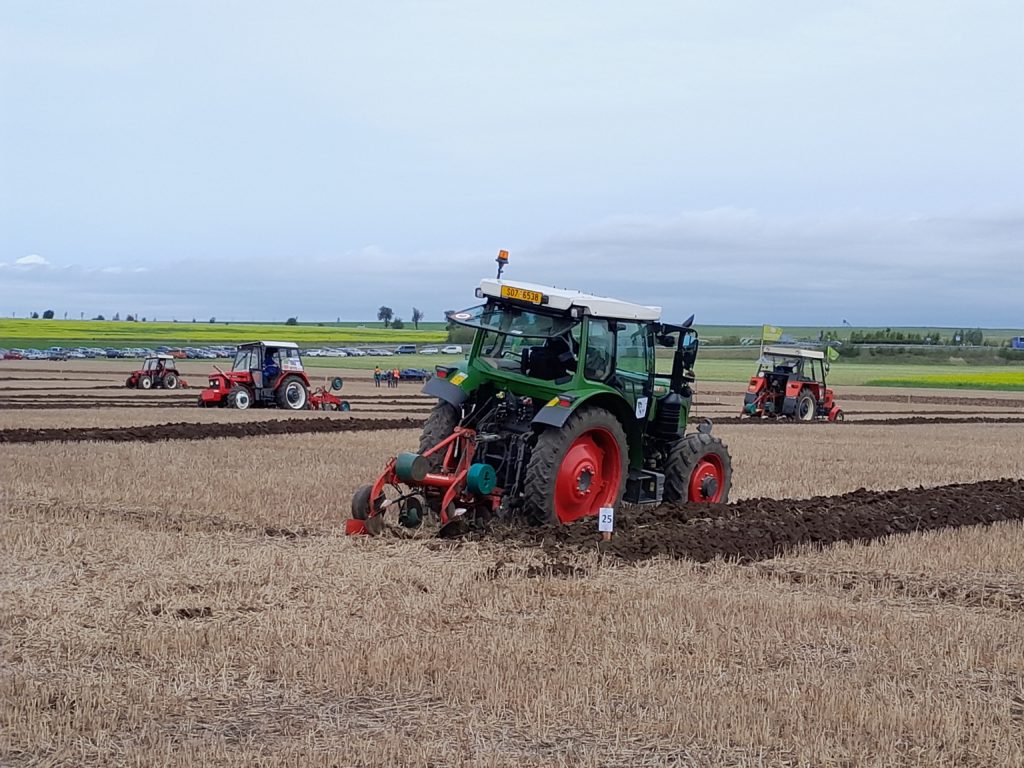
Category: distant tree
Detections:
[
  {"x1": 411, "y1": 307, "x2": 424, "y2": 330},
  {"x1": 392, "y1": 317, "x2": 405, "y2": 329},
  {"x1": 113, "y1": 312, "x2": 120, "y2": 321},
  {"x1": 126, "y1": 314, "x2": 135, "y2": 322},
  {"x1": 141, "y1": 317, "x2": 147, "y2": 322},
  {"x1": 209, "y1": 317, "x2": 216, "y2": 323},
  {"x1": 285, "y1": 317, "x2": 298, "y2": 326},
  {"x1": 30, "y1": 311, "x2": 39, "y2": 319},
  {"x1": 63, "y1": 311, "x2": 67, "y2": 319},
  {"x1": 42, "y1": 309, "x2": 54, "y2": 319},
  {"x1": 93, "y1": 314, "x2": 105, "y2": 321},
  {"x1": 191, "y1": 317, "x2": 196, "y2": 323},
  {"x1": 377, "y1": 306, "x2": 394, "y2": 328}
]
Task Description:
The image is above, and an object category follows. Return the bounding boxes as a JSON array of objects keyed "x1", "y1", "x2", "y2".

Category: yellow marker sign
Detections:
[
  {"x1": 450, "y1": 372, "x2": 468, "y2": 386},
  {"x1": 762, "y1": 324, "x2": 783, "y2": 342}
]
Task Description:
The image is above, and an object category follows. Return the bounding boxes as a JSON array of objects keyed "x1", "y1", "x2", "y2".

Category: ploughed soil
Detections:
[
  {"x1": 715, "y1": 415, "x2": 1024, "y2": 426},
  {"x1": 478, "y1": 479, "x2": 1024, "y2": 565},
  {"x1": 0, "y1": 417, "x2": 422, "y2": 444}
]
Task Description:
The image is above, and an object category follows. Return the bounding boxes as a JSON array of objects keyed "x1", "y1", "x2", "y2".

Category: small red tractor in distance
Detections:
[
  {"x1": 742, "y1": 344, "x2": 843, "y2": 421},
  {"x1": 126, "y1": 354, "x2": 187, "y2": 390},
  {"x1": 199, "y1": 341, "x2": 311, "y2": 410},
  {"x1": 347, "y1": 251, "x2": 732, "y2": 536},
  {"x1": 308, "y1": 377, "x2": 351, "y2": 411}
]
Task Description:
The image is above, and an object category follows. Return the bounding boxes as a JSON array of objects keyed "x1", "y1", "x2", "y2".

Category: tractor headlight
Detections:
[{"x1": 209, "y1": 379, "x2": 219, "y2": 388}]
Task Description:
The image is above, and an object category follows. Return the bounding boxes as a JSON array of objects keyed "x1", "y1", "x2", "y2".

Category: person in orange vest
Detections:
[
  {"x1": 392, "y1": 367, "x2": 400, "y2": 387},
  {"x1": 373, "y1": 365, "x2": 382, "y2": 388}
]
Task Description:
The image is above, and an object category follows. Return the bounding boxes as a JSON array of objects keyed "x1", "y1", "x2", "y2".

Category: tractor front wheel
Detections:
[
  {"x1": 523, "y1": 408, "x2": 627, "y2": 525},
  {"x1": 162, "y1": 373, "x2": 179, "y2": 390},
  {"x1": 227, "y1": 386, "x2": 251, "y2": 410},
  {"x1": 664, "y1": 433, "x2": 732, "y2": 504},
  {"x1": 125, "y1": 377, "x2": 135, "y2": 388},
  {"x1": 277, "y1": 376, "x2": 308, "y2": 410},
  {"x1": 139, "y1": 376, "x2": 153, "y2": 390}
]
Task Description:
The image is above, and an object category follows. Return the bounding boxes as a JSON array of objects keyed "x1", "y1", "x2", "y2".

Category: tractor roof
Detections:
[
  {"x1": 240, "y1": 341, "x2": 300, "y2": 349},
  {"x1": 148, "y1": 354, "x2": 175, "y2": 360},
  {"x1": 479, "y1": 279, "x2": 661, "y2": 321},
  {"x1": 761, "y1": 344, "x2": 826, "y2": 361}
]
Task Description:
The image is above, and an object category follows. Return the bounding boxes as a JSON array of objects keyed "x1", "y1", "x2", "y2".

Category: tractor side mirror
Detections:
[
  {"x1": 680, "y1": 332, "x2": 699, "y2": 368},
  {"x1": 657, "y1": 333, "x2": 675, "y2": 348}
]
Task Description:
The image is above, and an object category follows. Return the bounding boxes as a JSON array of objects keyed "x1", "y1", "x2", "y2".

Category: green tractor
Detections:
[{"x1": 347, "y1": 257, "x2": 732, "y2": 535}]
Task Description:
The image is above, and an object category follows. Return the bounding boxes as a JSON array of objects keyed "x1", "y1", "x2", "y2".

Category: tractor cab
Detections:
[
  {"x1": 348, "y1": 259, "x2": 732, "y2": 537},
  {"x1": 199, "y1": 341, "x2": 310, "y2": 409},
  {"x1": 141, "y1": 355, "x2": 172, "y2": 374}
]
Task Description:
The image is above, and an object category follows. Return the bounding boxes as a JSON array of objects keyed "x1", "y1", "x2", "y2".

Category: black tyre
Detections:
[
  {"x1": 139, "y1": 376, "x2": 153, "y2": 390},
  {"x1": 664, "y1": 433, "x2": 732, "y2": 504},
  {"x1": 796, "y1": 391, "x2": 816, "y2": 421},
  {"x1": 351, "y1": 483, "x2": 384, "y2": 521},
  {"x1": 162, "y1": 373, "x2": 179, "y2": 390},
  {"x1": 227, "y1": 386, "x2": 251, "y2": 410},
  {"x1": 125, "y1": 377, "x2": 135, "y2": 388},
  {"x1": 418, "y1": 402, "x2": 460, "y2": 472},
  {"x1": 522, "y1": 408, "x2": 628, "y2": 525},
  {"x1": 276, "y1": 376, "x2": 308, "y2": 410}
]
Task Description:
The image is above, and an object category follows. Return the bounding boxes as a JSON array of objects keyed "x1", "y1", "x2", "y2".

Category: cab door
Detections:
[{"x1": 613, "y1": 321, "x2": 654, "y2": 421}]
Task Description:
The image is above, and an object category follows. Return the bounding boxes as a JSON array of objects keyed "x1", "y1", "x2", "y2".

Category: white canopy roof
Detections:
[
  {"x1": 479, "y1": 279, "x2": 661, "y2": 321},
  {"x1": 761, "y1": 344, "x2": 826, "y2": 361},
  {"x1": 243, "y1": 341, "x2": 300, "y2": 349}
]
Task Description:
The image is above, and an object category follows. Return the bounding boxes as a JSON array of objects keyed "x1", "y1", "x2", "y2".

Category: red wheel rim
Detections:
[
  {"x1": 688, "y1": 454, "x2": 725, "y2": 503},
  {"x1": 553, "y1": 427, "x2": 622, "y2": 524}
]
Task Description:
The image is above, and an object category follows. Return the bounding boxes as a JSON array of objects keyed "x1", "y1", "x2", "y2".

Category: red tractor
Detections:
[
  {"x1": 198, "y1": 341, "x2": 311, "y2": 410},
  {"x1": 742, "y1": 345, "x2": 843, "y2": 421},
  {"x1": 126, "y1": 354, "x2": 187, "y2": 390}
]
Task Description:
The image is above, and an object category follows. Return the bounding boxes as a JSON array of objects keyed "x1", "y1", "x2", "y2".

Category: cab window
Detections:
[{"x1": 615, "y1": 322, "x2": 651, "y2": 375}]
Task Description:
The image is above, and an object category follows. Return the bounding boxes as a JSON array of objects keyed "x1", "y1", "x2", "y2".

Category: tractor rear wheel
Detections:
[
  {"x1": 227, "y1": 386, "x2": 251, "y2": 409},
  {"x1": 523, "y1": 408, "x2": 627, "y2": 525},
  {"x1": 276, "y1": 376, "x2": 308, "y2": 410},
  {"x1": 162, "y1": 373, "x2": 179, "y2": 390},
  {"x1": 664, "y1": 433, "x2": 732, "y2": 504},
  {"x1": 139, "y1": 376, "x2": 153, "y2": 390},
  {"x1": 418, "y1": 402, "x2": 460, "y2": 472},
  {"x1": 796, "y1": 391, "x2": 816, "y2": 421}
]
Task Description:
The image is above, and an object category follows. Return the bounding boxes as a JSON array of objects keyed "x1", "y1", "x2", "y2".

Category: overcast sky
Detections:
[{"x1": 1, "y1": 1, "x2": 1022, "y2": 326}]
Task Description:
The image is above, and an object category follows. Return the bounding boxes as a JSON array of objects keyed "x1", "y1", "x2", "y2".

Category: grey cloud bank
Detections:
[{"x1": 4, "y1": 208, "x2": 1021, "y2": 327}]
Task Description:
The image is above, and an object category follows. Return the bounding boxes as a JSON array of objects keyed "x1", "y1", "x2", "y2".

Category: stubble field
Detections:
[{"x1": 2, "y1": 360, "x2": 1023, "y2": 766}]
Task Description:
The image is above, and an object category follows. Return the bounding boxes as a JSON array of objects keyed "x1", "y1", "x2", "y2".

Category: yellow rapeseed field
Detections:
[
  {"x1": 0, "y1": 319, "x2": 446, "y2": 346},
  {"x1": 867, "y1": 371, "x2": 1024, "y2": 391}
]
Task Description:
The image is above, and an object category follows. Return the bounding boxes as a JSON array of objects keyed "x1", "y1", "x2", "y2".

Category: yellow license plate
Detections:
[{"x1": 500, "y1": 286, "x2": 544, "y2": 304}]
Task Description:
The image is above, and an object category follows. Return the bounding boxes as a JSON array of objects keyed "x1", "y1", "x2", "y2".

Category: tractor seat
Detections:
[{"x1": 522, "y1": 346, "x2": 566, "y2": 380}]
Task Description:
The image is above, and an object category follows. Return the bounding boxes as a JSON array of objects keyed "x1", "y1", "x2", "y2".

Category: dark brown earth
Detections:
[
  {"x1": 0, "y1": 417, "x2": 422, "y2": 444},
  {"x1": 481, "y1": 479, "x2": 1024, "y2": 565}
]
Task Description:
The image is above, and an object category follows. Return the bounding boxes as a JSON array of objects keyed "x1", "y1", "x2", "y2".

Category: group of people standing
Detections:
[{"x1": 373, "y1": 365, "x2": 403, "y2": 388}]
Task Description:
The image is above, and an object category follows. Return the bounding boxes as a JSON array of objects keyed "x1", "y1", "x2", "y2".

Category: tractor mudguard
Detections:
[
  {"x1": 531, "y1": 390, "x2": 642, "y2": 466},
  {"x1": 422, "y1": 375, "x2": 469, "y2": 407},
  {"x1": 781, "y1": 395, "x2": 798, "y2": 417}
]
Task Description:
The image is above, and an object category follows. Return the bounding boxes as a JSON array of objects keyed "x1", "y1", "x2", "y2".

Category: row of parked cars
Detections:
[
  {"x1": 0, "y1": 345, "x2": 236, "y2": 361},
  {"x1": 302, "y1": 344, "x2": 463, "y2": 358},
  {"x1": 1, "y1": 343, "x2": 466, "y2": 362}
]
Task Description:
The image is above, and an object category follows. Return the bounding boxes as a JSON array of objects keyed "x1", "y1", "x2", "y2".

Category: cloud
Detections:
[
  {"x1": 1, "y1": 209, "x2": 1021, "y2": 327},
  {"x1": 14, "y1": 254, "x2": 49, "y2": 266}
]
